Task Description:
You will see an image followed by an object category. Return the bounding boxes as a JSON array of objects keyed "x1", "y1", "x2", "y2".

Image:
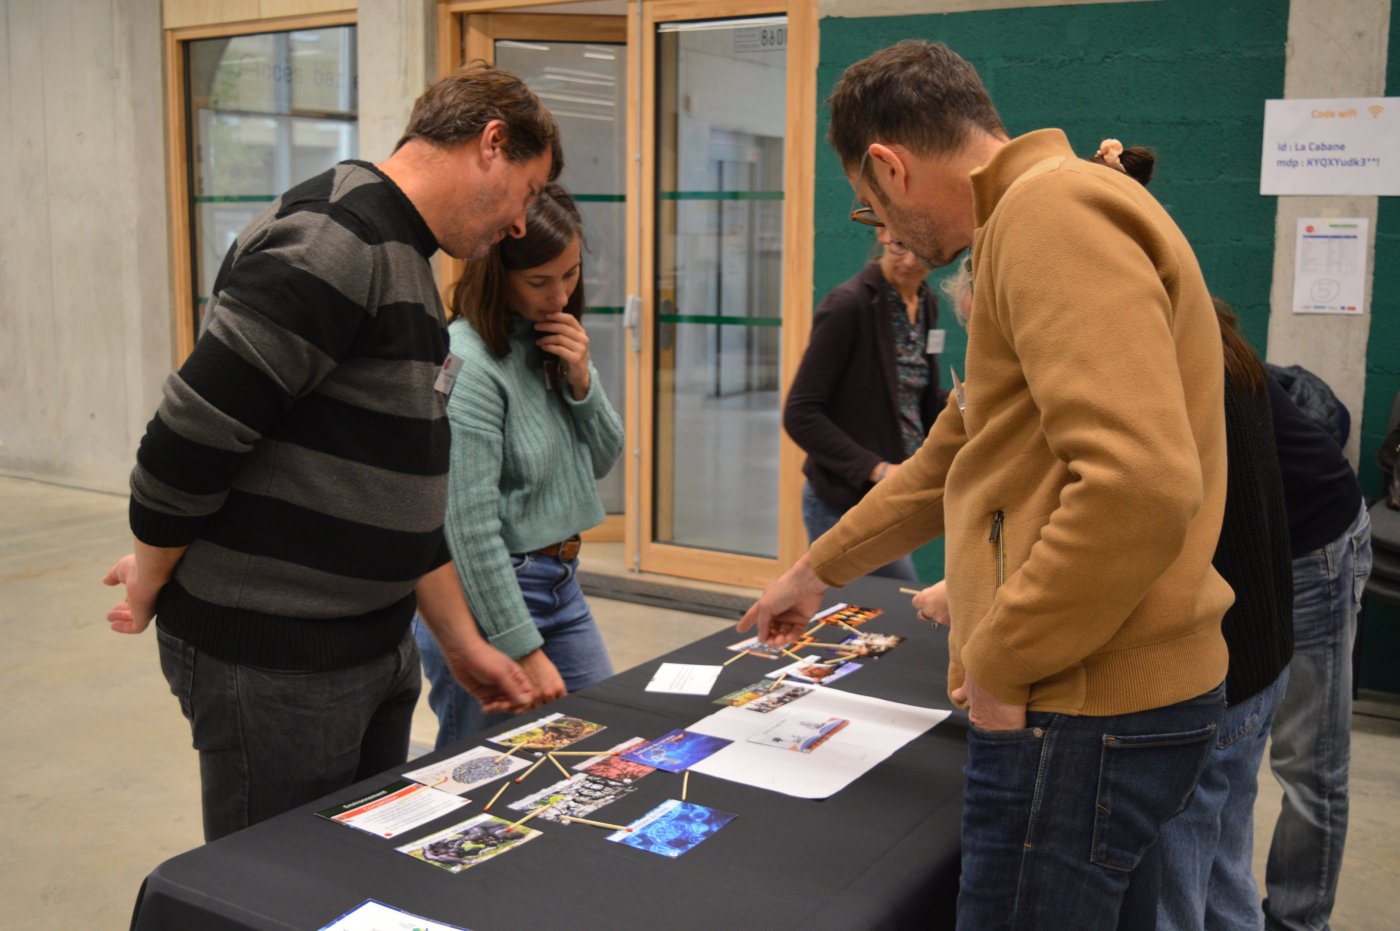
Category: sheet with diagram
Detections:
[{"x1": 684, "y1": 687, "x2": 949, "y2": 798}]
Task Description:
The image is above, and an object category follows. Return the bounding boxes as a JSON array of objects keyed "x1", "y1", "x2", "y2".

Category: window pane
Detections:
[
  {"x1": 653, "y1": 19, "x2": 786, "y2": 558},
  {"x1": 186, "y1": 27, "x2": 358, "y2": 332}
]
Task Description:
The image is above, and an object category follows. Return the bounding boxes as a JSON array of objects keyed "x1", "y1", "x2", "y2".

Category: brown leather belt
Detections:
[{"x1": 533, "y1": 535, "x2": 582, "y2": 561}]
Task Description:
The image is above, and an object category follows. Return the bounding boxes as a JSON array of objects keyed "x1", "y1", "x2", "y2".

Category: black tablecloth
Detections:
[{"x1": 131, "y1": 576, "x2": 969, "y2": 931}]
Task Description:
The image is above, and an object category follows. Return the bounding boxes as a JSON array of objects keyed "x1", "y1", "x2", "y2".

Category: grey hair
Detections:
[{"x1": 940, "y1": 254, "x2": 974, "y2": 327}]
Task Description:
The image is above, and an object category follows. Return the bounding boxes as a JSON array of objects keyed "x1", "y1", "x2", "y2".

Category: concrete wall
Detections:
[
  {"x1": 0, "y1": 0, "x2": 171, "y2": 494},
  {"x1": 1362, "y1": 4, "x2": 1400, "y2": 498},
  {"x1": 356, "y1": 0, "x2": 435, "y2": 163},
  {"x1": 1267, "y1": 0, "x2": 1391, "y2": 468},
  {"x1": 0, "y1": 0, "x2": 432, "y2": 493}
]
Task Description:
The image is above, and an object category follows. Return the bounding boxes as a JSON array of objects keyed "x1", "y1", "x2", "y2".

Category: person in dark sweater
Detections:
[
  {"x1": 783, "y1": 227, "x2": 944, "y2": 580},
  {"x1": 1156, "y1": 300, "x2": 1295, "y2": 931},
  {"x1": 1263, "y1": 368, "x2": 1372, "y2": 931},
  {"x1": 101, "y1": 65, "x2": 558, "y2": 840}
]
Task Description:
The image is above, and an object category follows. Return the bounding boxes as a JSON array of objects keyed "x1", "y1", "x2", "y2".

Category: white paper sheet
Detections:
[
  {"x1": 318, "y1": 899, "x2": 470, "y2": 931},
  {"x1": 645, "y1": 662, "x2": 723, "y2": 695},
  {"x1": 1261, "y1": 97, "x2": 1400, "y2": 195},
  {"x1": 686, "y1": 689, "x2": 949, "y2": 798},
  {"x1": 317, "y1": 780, "x2": 469, "y2": 839},
  {"x1": 1292, "y1": 217, "x2": 1369, "y2": 315}
]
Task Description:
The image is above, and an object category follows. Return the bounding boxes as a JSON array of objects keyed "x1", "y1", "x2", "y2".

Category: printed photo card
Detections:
[{"x1": 606, "y1": 800, "x2": 736, "y2": 859}]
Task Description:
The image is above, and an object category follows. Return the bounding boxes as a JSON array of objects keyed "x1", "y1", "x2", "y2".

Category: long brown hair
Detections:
[
  {"x1": 449, "y1": 184, "x2": 586, "y2": 358},
  {"x1": 1214, "y1": 297, "x2": 1267, "y2": 396}
]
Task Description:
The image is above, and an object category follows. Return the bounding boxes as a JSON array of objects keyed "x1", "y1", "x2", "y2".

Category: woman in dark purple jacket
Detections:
[{"x1": 783, "y1": 230, "x2": 945, "y2": 580}]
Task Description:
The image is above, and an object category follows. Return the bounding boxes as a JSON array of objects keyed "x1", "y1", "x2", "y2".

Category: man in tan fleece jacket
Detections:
[{"x1": 739, "y1": 41, "x2": 1232, "y2": 927}]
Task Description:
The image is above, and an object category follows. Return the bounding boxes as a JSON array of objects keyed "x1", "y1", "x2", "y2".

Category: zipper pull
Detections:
[{"x1": 989, "y1": 509, "x2": 1004, "y2": 543}]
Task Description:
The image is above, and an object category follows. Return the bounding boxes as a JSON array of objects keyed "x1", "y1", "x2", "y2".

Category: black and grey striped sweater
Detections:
[{"x1": 130, "y1": 161, "x2": 452, "y2": 671}]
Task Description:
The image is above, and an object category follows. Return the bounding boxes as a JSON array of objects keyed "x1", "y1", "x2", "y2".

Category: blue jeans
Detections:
[
  {"x1": 156, "y1": 624, "x2": 422, "y2": 841},
  {"x1": 1265, "y1": 504, "x2": 1372, "y2": 931},
  {"x1": 1156, "y1": 669, "x2": 1290, "y2": 931},
  {"x1": 957, "y1": 685, "x2": 1224, "y2": 931},
  {"x1": 415, "y1": 553, "x2": 614, "y2": 750},
  {"x1": 801, "y1": 482, "x2": 918, "y2": 581}
]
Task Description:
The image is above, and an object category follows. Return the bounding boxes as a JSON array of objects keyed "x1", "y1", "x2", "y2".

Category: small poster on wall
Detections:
[{"x1": 1292, "y1": 218, "x2": 1369, "y2": 315}]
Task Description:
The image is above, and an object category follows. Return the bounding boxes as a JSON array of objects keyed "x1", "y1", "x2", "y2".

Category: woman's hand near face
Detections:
[{"x1": 535, "y1": 313, "x2": 592, "y2": 399}]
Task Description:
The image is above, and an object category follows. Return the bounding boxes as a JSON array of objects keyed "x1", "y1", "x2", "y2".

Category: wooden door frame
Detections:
[
  {"x1": 436, "y1": 0, "x2": 815, "y2": 586},
  {"x1": 635, "y1": 0, "x2": 816, "y2": 589},
  {"x1": 165, "y1": 10, "x2": 358, "y2": 363}
]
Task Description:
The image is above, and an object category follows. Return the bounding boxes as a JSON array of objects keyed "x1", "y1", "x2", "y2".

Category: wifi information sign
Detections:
[{"x1": 1261, "y1": 97, "x2": 1400, "y2": 195}]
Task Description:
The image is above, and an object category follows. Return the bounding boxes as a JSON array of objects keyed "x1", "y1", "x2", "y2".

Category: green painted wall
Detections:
[
  {"x1": 1357, "y1": 7, "x2": 1400, "y2": 693},
  {"x1": 813, "y1": 0, "x2": 1288, "y2": 583}
]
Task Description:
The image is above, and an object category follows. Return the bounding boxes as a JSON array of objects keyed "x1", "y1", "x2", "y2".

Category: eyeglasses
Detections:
[
  {"x1": 883, "y1": 239, "x2": 910, "y2": 257},
  {"x1": 849, "y1": 150, "x2": 885, "y2": 227}
]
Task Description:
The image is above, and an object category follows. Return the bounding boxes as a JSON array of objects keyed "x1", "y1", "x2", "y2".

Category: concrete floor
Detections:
[{"x1": 3, "y1": 475, "x2": 1398, "y2": 928}]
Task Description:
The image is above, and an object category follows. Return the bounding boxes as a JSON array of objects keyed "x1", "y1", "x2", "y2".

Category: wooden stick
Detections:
[
  {"x1": 482, "y1": 777, "x2": 511, "y2": 812},
  {"x1": 803, "y1": 641, "x2": 857, "y2": 648},
  {"x1": 773, "y1": 672, "x2": 788, "y2": 686},
  {"x1": 834, "y1": 619, "x2": 862, "y2": 635},
  {"x1": 561, "y1": 815, "x2": 634, "y2": 832},
  {"x1": 779, "y1": 646, "x2": 809, "y2": 664},
  {"x1": 722, "y1": 650, "x2": 752, "y2": 667},
  {"x1": 899, "y1": 587, "x2": 921, "y2": 595},
  {"x1": 495, "y1": 742, "x2": 528, "y2": 765},
  {"x1": 682, "y1": 769, "x2": 690, "y2": 801},
  {"x1": 513, "y1": 754, "x2": 549, "y2": 784},
  {"x1": 505, "y1": 803, "x2": 553, "y2": 831},
  {"x1": 545, "y1": 750, "x2": 625, "y2": 756},
  {"x1": 546, "y1": 753, "x2": 574, "y2": 781}
]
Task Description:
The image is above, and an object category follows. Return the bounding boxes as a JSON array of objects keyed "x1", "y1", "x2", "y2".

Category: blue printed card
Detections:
[
  {"x1": 607, "y1": 800, "x2": 736, "y2": 858},
  {"x1": 618, "y1": 729, "x2": 732, "y2": 773}
]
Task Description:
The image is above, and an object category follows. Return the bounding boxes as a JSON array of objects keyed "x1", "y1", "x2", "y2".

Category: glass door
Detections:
[
  {"x1": 444, "y1": 0, "x2": 816, "y2": 587},
  {"x1": 460, "y1": 14, "x2": 628, "y2": 540},
  {"x1": 639, "y1": 4, "x2": 802, "y2": 587}
]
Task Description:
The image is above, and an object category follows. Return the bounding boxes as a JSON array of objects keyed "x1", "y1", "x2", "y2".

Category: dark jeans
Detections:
[
  {"x1": 156, "y1": 624, "x2": 422, "y2": 841},
  {"x1": 801, "y1": 482, "x2": 918, "y2": 581},
  {"x1": 957, "y1": 684, "x2": 1225, "y2": 930}
]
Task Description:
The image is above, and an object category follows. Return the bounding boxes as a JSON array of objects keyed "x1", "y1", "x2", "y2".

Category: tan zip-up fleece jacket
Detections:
[{"x1": 810, "y1": 129, "x2": 1232, "y2": 716}]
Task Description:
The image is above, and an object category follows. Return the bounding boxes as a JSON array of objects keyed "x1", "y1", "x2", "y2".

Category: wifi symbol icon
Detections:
[{"x1": 1368, "y1": 104, "x2": 1384, "y2": 118}]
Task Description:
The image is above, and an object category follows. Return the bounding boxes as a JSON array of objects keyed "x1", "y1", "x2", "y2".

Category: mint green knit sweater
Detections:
[{"x1": 443, "y1": 315, "x2": 624, "y2": 659}]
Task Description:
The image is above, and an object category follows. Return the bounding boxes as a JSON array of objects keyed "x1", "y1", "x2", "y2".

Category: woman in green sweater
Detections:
[{"x1": 415, "y1": 184, "x2": 623, "y2": 747}]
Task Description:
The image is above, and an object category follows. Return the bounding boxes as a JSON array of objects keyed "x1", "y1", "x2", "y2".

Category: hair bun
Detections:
[{"x1": 1118, "y1": 146, "x2": 1156, "y2": 187}]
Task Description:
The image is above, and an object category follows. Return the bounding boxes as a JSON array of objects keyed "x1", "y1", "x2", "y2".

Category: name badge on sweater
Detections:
[
  {"x1": 926, "y1": 329, "x2": 946, "y2": 355},
  {"x1": 434, "y1": 353, "x2": 464, "y2": 396}
]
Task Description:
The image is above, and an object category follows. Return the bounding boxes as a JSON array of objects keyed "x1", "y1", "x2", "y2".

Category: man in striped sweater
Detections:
[{"x1": 102, "y1": 65, "x2": 559, "y2": 841}]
